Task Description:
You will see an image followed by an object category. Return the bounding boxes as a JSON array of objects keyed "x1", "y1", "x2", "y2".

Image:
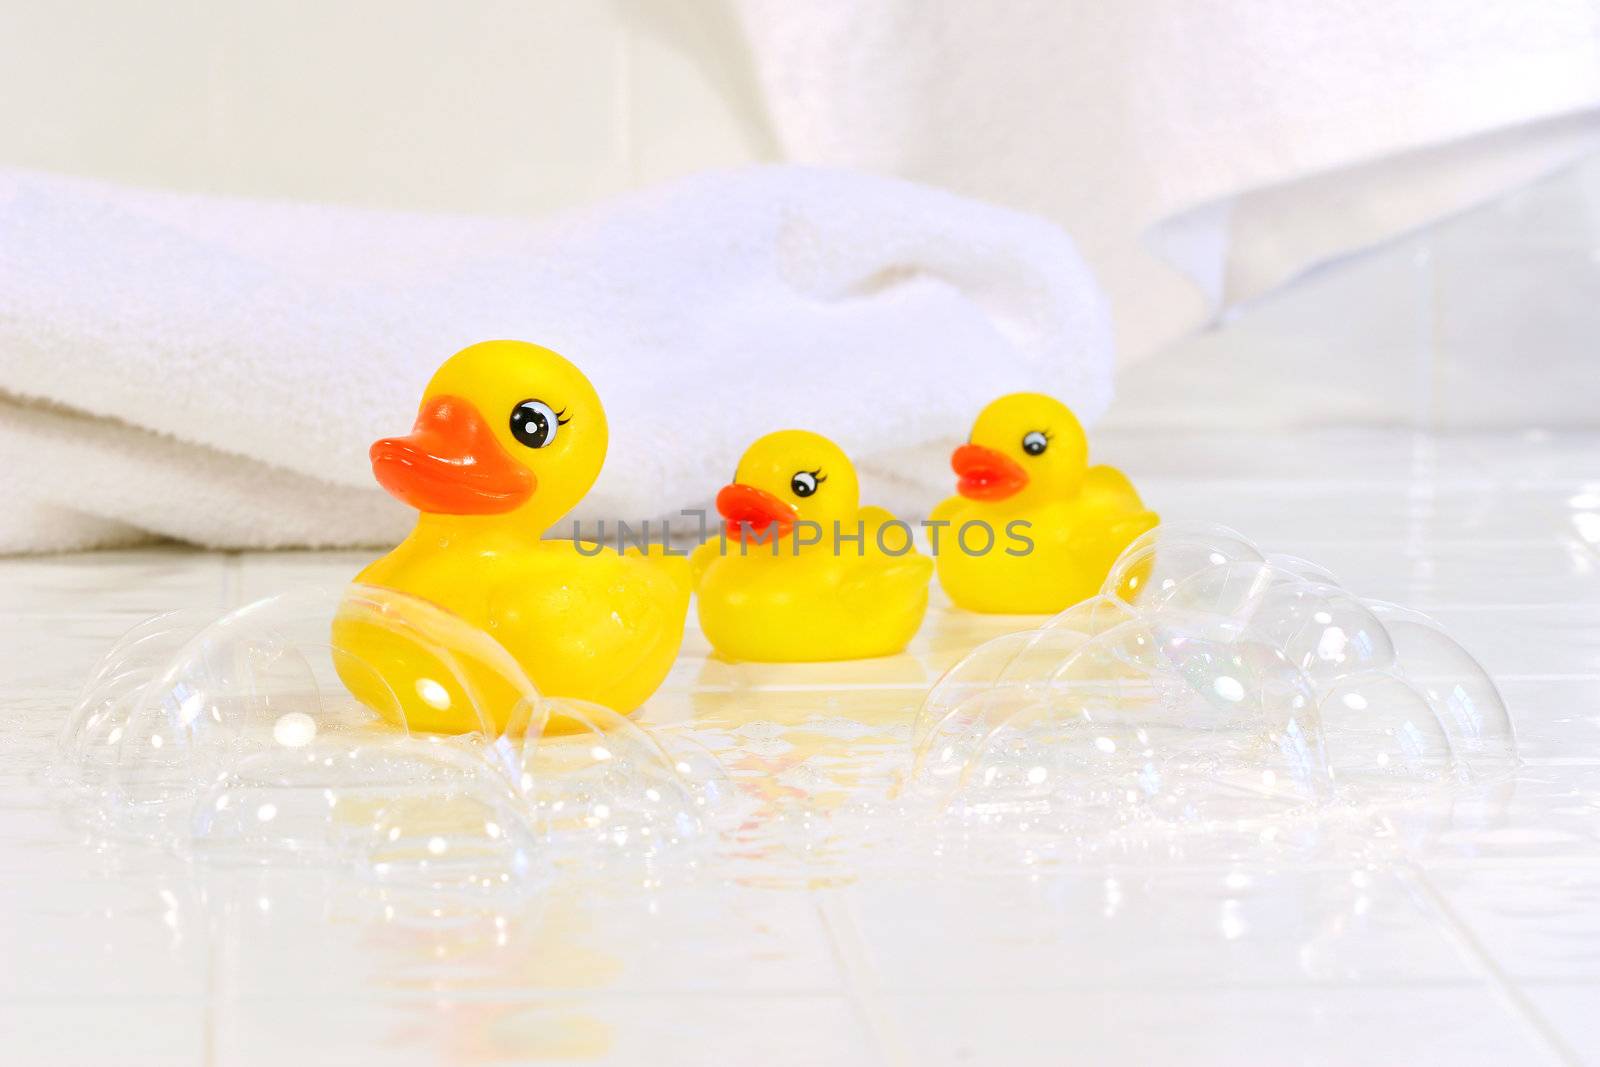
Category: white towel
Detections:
[
  {"x1": 0, "y1": 165, "x2": 1111, "y2": 552},
  {"x1": 728, "y1": 0, "x2": 1600, "y2": 358}
]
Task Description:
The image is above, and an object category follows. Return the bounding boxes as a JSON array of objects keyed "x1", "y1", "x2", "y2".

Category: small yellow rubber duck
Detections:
[
  {"x1": 335, "y1": 340, "x2": 690, "y2": 734},
  {"x1": 692, "y1": 430, "x2": 932, "y2": 661},
  {"x1": 931, "y1": 393, "x2": 1157, "y2": 614}
]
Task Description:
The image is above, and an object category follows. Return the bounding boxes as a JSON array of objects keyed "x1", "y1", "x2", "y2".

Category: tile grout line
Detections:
[
  {"x1": 814, "y1": 891, "x2": 910, "y2": 1066},
  {"x1": 1403, "y1": 862, "x2": 1584, "y2": 1066}
]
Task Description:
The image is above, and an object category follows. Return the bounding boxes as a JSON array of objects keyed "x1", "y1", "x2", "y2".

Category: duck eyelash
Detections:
[
  {"x1": 810, "y1": 469, "x2": 827, "y2": 483},
  {"x1": 555, "y1": 407, "x2": 571, "y2": 426}
]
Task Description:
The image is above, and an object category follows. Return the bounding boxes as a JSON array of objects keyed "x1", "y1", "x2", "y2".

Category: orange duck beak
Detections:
[
  {"x1": 716, "y1": 483, "x2": 798, "y2": 541},
  {"x1": 952, "y1": 444, "x2": 1028, "y2": 501},
  {"x1": 370, "y1": 395, "x2": 534, "y2": 514}
]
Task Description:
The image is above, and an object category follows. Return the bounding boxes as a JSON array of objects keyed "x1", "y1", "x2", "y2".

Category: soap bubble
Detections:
[
  {"x1": 58, "y1": 608, "x2": 216, "y2": 828},
  {"x1": 57, "y1": 584, "x2": 722, "y2": 890},
  {"x1": 513, "y1": 699, "x2": 725, "y2": 861},
  {"x1": 911, "y1": 631, "x2": 1060, "y2": 798},
  {"x1": 1106, "y1": 521, "x2": 1265, "y2": 609},
  {"x1": 1155, "y1": 560, "x2": 1280, "y2": 620},
  {"x1": 917, "y1": 614, "x2": 1331, "y2": 830},
  {"x1": 907, "y1": 523, "x2": 1516, "y2": 836},
  {"x1": 910, "y1": 596, "x2": 1136, "y2": 773},
  {"x1": 911, "y1": 594, "x2": 1138, "y2": 757},
  {"x1": 1243, "y1": 582, "x2": 1396, "y2": 687},
  {"x1": 1317, "y1": 672, "x2": 1458, "y2": 796},
  {"x1": 192, "y1": 741, "x2": 540, "y2": 894},
  {"x1": 1364, "y1": 601, "x2": 1516, "y2": 770},
  {"x1": 1043, "y1": 594, "x2": 1141, "y2": 638},
  {"x1": 1264, "y1": 553, "x2": 1342, "y2": 587}
]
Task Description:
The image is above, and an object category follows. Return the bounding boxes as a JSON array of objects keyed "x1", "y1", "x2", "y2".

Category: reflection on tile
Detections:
[
  {"x1": 212, "y1": 994, "x2": 874, "y2": 1067},
  {"x1": 883, "y1": 985, "x2": 1561, "y2": 1067},
  {"x1": 1411, "y1": 607, "x2": 1600, "y2": 679},
  {"x1": 1405, "y1": 765, "x2": 1600, "y2": 863},
  {"x1": 661, "y1": 598, "x2": 1041, "y2": 695},
  {"x1": 202, "y1": 870, "x2": 846, "y2": 998},
  {"x1": 1151, "y1": 483, "x2": 1600, "y2": 546},
  {"x1": 673, "y1": 651, "x2": 934, "y2": 694},
  {"x1": 2, "y1": 414, "x2": 1599, "y2": 1058},
  {"x1": 1424, "y1": 864, "x2": 1600, "y2": 981},
  {"x1": 1496, "y1": 678, "x2": 1600, "y2": 762},
  {"x1": 839, "y1": 866, "x2": 1479, "y2": 991},
  {"x1": 1520, "y1": 983, "x2": 1600, "y2": 1065},
  {"x1": 1099, "y1": 428, "x2": 1489, "y2": 485},
  {"x1": 0, "y1": 875, "x2": 206, "y2": 997},
  {"x1": 654, "y1": 688, "x2": 920, "y2": 733},
  {"x1": 1451, "y1": 433, "x2": 1600, "y2": 484},
  {"x1": 0, "y1": 1001, "x2": 205, "y2": 1067},
  {"x1": 1285, "y1": 539, "x2": 1600, "y2": 608}
]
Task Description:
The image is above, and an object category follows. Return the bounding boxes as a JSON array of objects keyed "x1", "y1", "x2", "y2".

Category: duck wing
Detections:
[
  {"x1": 839, "y1": 513, "x2": 934, "y2": 612},
  {"x1": 1071, "y1": 467, "x2": 1158, "y2": 550},
  {"x1": 1081, "y1": 465, "x2": 1147, "y2": 511}
]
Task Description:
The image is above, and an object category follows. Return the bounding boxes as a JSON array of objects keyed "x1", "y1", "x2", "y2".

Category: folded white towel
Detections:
[
  {"x1": 0, "y1": 165, "x2": 1111, "y2": 552},
  {"x1": 730, "y1": 0, "x2": 1600, "y2": 358}
]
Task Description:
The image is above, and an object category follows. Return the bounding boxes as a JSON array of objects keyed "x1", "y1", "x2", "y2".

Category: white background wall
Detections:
[{"x1": 0, "y1": 1, "x2": 767, "y2": 214}]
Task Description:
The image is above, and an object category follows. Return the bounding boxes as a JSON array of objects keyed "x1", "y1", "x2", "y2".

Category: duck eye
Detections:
[
  {"x1": 790, "y1": 471, "x2": 819, "y2": 497},
  {"x1": 1022, "y1": 431, "x2": 1049, "y2": 456},
  {"x1": 509, "y1": 399, "x2": 563, "y2": 449}
]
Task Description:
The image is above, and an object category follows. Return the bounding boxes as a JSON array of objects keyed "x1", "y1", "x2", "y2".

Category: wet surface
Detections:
[{"x1": 3, "y1": 428, "x2": 1599, "y2": 1064}]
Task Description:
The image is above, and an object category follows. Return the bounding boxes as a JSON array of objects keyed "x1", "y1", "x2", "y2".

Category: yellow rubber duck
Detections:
[
  {"x1": 691, "y1": 430, "x2": 932, "y2": 661},
  {"x1": 334, "y1": 340, "x2": 690, "y2": 734},
  {"x1": 931, "y1": 393, "x2": 1157, "y2": 614}
]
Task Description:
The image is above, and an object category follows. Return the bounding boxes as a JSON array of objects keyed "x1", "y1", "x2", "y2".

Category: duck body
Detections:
[
  {"x1": 350, "y1": 524, "x2": 689, "y2": 733},
  {"x1": 933, "y1": 393, "x2": 1156, "y2": 615},
  {"x1": 693, "y1": 511, "x2": 931, "y2": 662},
  {"x1": 335, "y1": 341, "x2": 689, "y2": 734},
  {"x1": 692, "y1": 431, "x2": 932, "y2": 662}
]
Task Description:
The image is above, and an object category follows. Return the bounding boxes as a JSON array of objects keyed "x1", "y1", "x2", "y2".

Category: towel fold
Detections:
[
  {"x1": 0, "y1": 165, "x2": 1111, "y2": 552},
  {"x1": 728, "y1": 0, "x2": 1600, "y2": 357}
]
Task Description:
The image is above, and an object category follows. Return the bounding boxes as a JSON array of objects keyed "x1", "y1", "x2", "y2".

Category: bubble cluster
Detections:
[
  {"x1": 56, "y1": 586, "x2": 724, "y2": 893},
  {"x1": 908, "y1": 522, "x2": 1516, "y2": 832}
]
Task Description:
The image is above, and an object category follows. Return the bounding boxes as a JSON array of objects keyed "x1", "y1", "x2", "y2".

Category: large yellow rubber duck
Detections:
[
  {"x1": 335, "y1": 340, "x2": 690, "y2": 734},
  {"x1": 692, "y1": 430, "x2": 932, "y2": 661},
  {"x1": 931, "y1": 393, "x2": 1157, "y2": 613}
]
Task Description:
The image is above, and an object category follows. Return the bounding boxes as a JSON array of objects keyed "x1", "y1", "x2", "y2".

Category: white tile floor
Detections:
[{"x1": 3, "y1": 423, "x2": 1598, "y2": 1065}]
